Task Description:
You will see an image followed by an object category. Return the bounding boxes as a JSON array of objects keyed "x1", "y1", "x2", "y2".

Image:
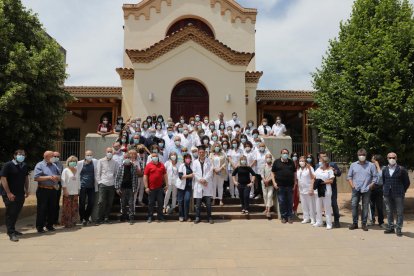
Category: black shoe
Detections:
[
  {"x1": 104, "y1": 219, "x2": 112, "y2": 224},
  {"x1": 288, "y1": 218, "x2": 293, "y2": 224},
  {"x1": 95, "y1": 221, "x2": 102, "y2": 226},
  {"x1": 334, "y1": 221, "x2": 341, "y2": 228},
  {"x1": 281, "y1": 218, "x2": 287, "y2": 224},
  {"x1": 147, "y1": 217, "x2": 153, "y2": 223},
  {"x1": 14, "y1": 231, "x2": 23, "y2": 236},
  {"x1": 37, "y1": 228, "x2": 46, "y2": 234},
  {"x1": 209, "y1": 218, "x2": 214, "y2": 224},
  {"x1": 159, "y1": 218, "x2": 166, "y2": 223},
  {"x1": 362, "y1": 224, "x2": 368, "y2": 231},
  {"x1": 384, "y1": 228, "x2": 395, "y2": 234},
  {"x1": 194, "y1": 218, "x2": 200, "y2": 224},
  {"x1": 348, "y1": 224, "x2": 358, "y2": 230},
  {"x1": 396, "y1": 229, "x2": 403, "y2": 237},
  {"x1": 47, "y1": 226, "x2": 56, "y2": 232},
  {"x1": 129, "y1": 220, "x2": 134, "y2": 225},
  {"x1": 9, "y1": 234, "x2": 19, "y2": 242},
  {"x1": 82, "y1": 220, "x2": 88, "y2": 226}
]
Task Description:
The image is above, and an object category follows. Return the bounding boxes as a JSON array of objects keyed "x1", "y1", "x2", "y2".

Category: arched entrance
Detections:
[{"x1": 171, "y1": 80, "x2": 209, "y2": 121}]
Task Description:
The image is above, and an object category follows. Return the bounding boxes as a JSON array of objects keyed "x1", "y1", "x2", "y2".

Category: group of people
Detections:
[{"x1": 0, "y1": 112, "x2": 410, "y2": 242}]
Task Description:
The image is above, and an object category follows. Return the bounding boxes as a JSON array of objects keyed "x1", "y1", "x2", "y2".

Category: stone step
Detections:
[{"x1": 113, "y1": 203, "x2": 267, "y2": 213}]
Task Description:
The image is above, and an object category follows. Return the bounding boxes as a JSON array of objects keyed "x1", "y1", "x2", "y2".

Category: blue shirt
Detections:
[
  {"x1": 347, "y1": 161, "x2": 377, "y2": 192},
  {"x1": 34, "y1": 160, "x2": 60, "y2": 186},
  {"x1": 80, "y1": 162, "x2": 95, "y2": 188}
]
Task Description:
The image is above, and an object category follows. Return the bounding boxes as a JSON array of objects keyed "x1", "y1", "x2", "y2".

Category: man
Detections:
[
  {"x1": 347, "y1": 148, "x2": 377, "y2": 231},
  {"x1": 96, "y1": 147, "x2": 117, "y2": 225},
  {"x1": 112, "y1": 142, "x2": 124, "y2": 165},
  {"x1": 77, "y1": 150, "x2": 98, "y2": 226},
  {"x1": 163, "y1": 125, "x2": 176, "y2": 152},
  {"x1": 214, "y1": 112, "x2": 227, "y2": 130},
  {"x1": 226, "y1": 112, "x2": 242, "y2": 129},
  {"x1": 179, "y1": 125, "x2": 194, "y2": 149},
  {"x1": 382, "y1": 152, "x2": 410, "y2": 237},
  {"x1": 144, "y1": 153, "x2": 168, "y2": 223},
  {"x1": 193, "y1": 146, "x2": 214, "y2": 224},
  {"x1": 272, "y1": 149, "x2": 296, "y2": 224},
  {"x1": 0, "y1": 150, "x2": 29, "y2": 241},
  {"x1": 34, "y1": 151, "x2": 61, "y2": 233},
  {"x1": 271, "y1": 116, "x2": 287, "y2": 136},
  {"x1": 316, "y1": 151, "x2": 342, "y2": 228},
  {"x1": 115, "y1": 152, "x2": 139, "y2": 225},
  {"x1": 52, "y1": 151, "x2": 63, "y2": 225}
]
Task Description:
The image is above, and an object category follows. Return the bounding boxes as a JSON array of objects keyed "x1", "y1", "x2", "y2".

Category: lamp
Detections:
[{"x1": 149, "y1": 92, "x2": 154, "y2": 101}]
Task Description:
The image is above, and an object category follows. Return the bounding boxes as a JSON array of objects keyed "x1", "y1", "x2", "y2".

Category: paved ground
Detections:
[{"x1": 0, "y1": 210, "x2": 413, "y2": 276}]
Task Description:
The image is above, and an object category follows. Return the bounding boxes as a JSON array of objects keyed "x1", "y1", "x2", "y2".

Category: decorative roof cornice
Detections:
[
  {"x1": 116, "y1": 68, "x2": 135, "y2": 80},
  {"x1": 256, "y1": 90, "x2": 315, "y2": 102},
  {"x1": 245, "y1": 71, "x2": 263, "y2": 83},
  {"x1": 64, "y1": 86, "x2": 122, "y2": 98},
  {"x1": 126, "y1": 24, "x2": 254, "y2": 66},
  {"x1": 123, "y1": 0, "x2": 256, "y2": 23}
]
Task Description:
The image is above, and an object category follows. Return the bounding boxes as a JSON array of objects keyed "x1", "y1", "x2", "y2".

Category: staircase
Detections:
[{"x1": 110, "y1": 197, "x2": 278, "y2": 221}]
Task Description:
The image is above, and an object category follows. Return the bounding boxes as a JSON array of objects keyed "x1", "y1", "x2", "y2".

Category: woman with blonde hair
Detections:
[
  {"x1": 210, "y1": 142, "x2": 227, "y2": 206},
  {"x1": 232, "y1": 155, "x2": 256, "y2": 215},
  {"x1": 61, "y1": 155, "x2": 80, "y2": 228}
]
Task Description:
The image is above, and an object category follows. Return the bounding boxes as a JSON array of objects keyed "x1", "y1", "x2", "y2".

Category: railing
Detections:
[
  {"x1": 292, "y1": 142, "x2": 349, "y2": 164},
  {"x1": 54, "y1": 141, "x2": 85, "y2": 161}
]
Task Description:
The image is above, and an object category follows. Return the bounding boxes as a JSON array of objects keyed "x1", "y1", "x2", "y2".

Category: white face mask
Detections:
[
  {"x1": 358, "y1": 155, "x2": 366, "y2": 162},
  {"x1": 204, "y1": 120, "x2": 209, "y2": 124},
  {"x1": 171, "y1": 155, "x2": 177, "y2": 161},
  {"x1": 388, "y1": 158, "x2": 396, "y2": 165},
  {"x1": 299, "y1": 161, "x2": 306, "y2": 167},
  {"x1": 266, "y1": 158, "x2": 272, "y2": 163},
  {"x1": 106, "y1": 153, "x2": 113, "y2": 159}
]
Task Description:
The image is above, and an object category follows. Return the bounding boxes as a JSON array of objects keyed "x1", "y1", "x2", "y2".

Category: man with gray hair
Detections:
[
  {"x1": 382, "y1": 152, "x2": 410, "y2": 237},
  {"x1": 347, "y1": 148, "x2": 377, "y2": 231}
]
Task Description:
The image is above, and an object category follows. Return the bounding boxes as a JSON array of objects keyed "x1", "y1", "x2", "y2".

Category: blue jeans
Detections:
[
  {"x1": 383, "y1": 194, "x2": 404, "y2": 230},
  {"x1": 351, "y1": 189, "x2": 371, "y2": 225},
  {"x1": 238, "y1": 185, "x2": 251, "y2": 211},
  {"x1": 177, "y1": 187, "x2": 192, "y2": 220},
  {"x1": 148, "y1": 188, "x2": 164, "y2": 220},
  {"x1": 277, "y1": 186, "x2": 293, "y2": 220}
]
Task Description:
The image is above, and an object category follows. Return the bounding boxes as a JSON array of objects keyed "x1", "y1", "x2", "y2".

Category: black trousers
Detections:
[
  {"x1": 195, "y1": 196, "x2": 212, "y2": 219},
  {"x1": 36, "y1": 188, "x2": 57, "y2": 230},
  {"x1": 238, "y1": 185, "x2": 251, "y2": 211},
  {"x1": 254, "y1": 174, "x2": 263, "y2": 197},
  {"x1": 79, "y1": 187, "x2": 95, "y2": 222},
  {"x1": 54, "y1": 183, "x2": 62, "y2": 224},
  {"x1": 2, "y1": 195, "x2": 25, "y2": 235},
  {"x1": 370, "y1": 187, "x2": 384, "y2": 225},
  {"x1": 148, "y1": 188, "x2": 164, "y2": 219},
  {"x1": 331, "y1": 182, "x2": 340, "y2": 222}
]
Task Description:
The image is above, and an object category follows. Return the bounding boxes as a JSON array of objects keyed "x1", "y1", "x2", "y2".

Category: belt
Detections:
[{"x1": 38, "y1": 185, "x2": 59, "y2": 190}]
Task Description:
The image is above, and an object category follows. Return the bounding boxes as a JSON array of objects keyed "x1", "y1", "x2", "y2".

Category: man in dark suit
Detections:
[{"x1": 382, "y1": 152, "x2": 410, "y2": 237}]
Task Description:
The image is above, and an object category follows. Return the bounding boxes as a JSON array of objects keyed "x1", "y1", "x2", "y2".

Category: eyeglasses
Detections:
[{"x1": 388, "y1": 157, "x2": 396, "y2": 159}]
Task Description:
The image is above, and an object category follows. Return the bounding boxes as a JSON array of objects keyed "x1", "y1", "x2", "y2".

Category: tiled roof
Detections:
[
  {"x1": 64, "y1": 86, "x2": 122, "y2": 98},
  {"x1": 116, "y1": 68, "x2": 134, "y2": 80},
  {"x1": 256, "y1": 90, "x2": 315, "y2": 102},
  {"x1": 126, "y1": 24, "x2": 254, "y2": 66},
  {"x1": 123, "y1": 0, "x2": 257, "y2": 23},
  {"x1": 245, "y1": 71, "x2": 263, "y2": 83}
]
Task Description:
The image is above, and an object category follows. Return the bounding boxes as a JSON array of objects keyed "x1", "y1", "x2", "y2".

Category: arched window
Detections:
[{"x1": 166, "y1": 18, "x2": 215, "y2": 38}]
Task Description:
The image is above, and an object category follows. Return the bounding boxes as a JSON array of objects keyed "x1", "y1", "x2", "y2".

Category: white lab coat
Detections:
[
  {"x1": 77, "y1": 159, "x2": 99, "y2": 192},
  {"x1": 176, "y1": 163, "x2": 190, "y2": 190},
  {"x1": 192, "y1": 158, "x2": 213, "y2": 198}
]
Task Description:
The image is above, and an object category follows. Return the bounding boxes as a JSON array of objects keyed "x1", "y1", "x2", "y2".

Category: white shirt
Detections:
[
  {"x1": 271, "y1": 123, "x2": 287, "y2": 136},
  {"x1": 314, "y1": 167, "x2": 334, "y2": 194},
  {"x1": 96, "y1": 157, "x2": 117, "y2": 186},
  {"x1": 165, "y1": 160, "x2": 180, "y2": 185},
  {"x1": 112, "y1": 151, "x2": 124, "y2": 166},
  {"x1": 228, "y1": 148, "x2": 244, "y2": 170},
  {"x1": 244, "y1": 149, "x2": 257, "y2": 173},
  {"x1": 256, "y1": 150, "x2": 271, "y2": 171},
  {"x1": 296, "y1": 166, "x2": 315, "y2": 194},
  {"x1": 226, "y1": 118, "x2": 242, "y2": 129},
  {"x1": 389, "y1": 165, "x2": 396, "y2": 177},
  {"x1": 179, "y1": 134, "x2": 194, "y2": 149},
  {"x1": 61, "y1": 168, "x2": 80, "y2": 195},
  {"x1": 214, "y1": 119, "x2": 227, "y2": 130},
  {"x1": 257, "y1": 125, "x2": 272, "y2": 135}
]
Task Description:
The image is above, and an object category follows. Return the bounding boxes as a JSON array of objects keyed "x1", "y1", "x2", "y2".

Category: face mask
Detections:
[
  {"x1": 133, "y1": 139, "x2": 139, "y2": 144},
  {"x1": 204, "y1": 119, "x2": 209, "y2": 124},
  {"x1": 253, "y1": 134, "x2": 258, "y2": 139},
  {"x1": 123, "y1": 159, "x2": 131, "y2": 165},
  {"x1": 103, "y1": 121, "x2": 108, "y2": 124},
  {"x1": 180, "y1": 120, "x2": 185, "y2": 124},
  {"x1": 16, "y1": 155, "x2": 25, "y2": 163},
  {"x1": 232, "y1": 143, "x2": 237, "y2": 149},
  {"x1": 220, "y1": 125, "x2": 225, "y2": 130},
  {"x1": 203, "y1": 140, "x2": 209, "y2": 145},
  {"x1": 178, "y1": 128, "x2": 183, "y2": 133},
  {"x1": 122, "y1": 139, "x2": 127, "y2": 144},
  {"x1": 136, "y1": 132, "x2": 141, "y2": 136},
  {"x1": 175, "y1": 141, "x2": 181, "y2": 146},
  {"x1": 248, "y1": 123, "x2": 253, "y2": 127},
  {"x1": 215, "y1": 147, "x2": 220, "y2": 153},
  {"x1": 259, "y1": 147, "x2": 265, "y2": 152},
  {"x1": 152, "y1": 149, "x2": 158, "y2": 153},
  {"x1": 106, "y1": 153, "x2": 113, "y2": 159},
  {"x1": 266, "y1": 158, "x2": 272, "y2": 163},
  {"x1": 137, "y1": 121, "x2": 141, "y2": 125},
  {"x1": 276, "y1": 120, "x2": 281, "y2": 124},
  {"x1": 185, "y1": 158, "x2": 191, "y2": 164},
  {"x1": 233, "y1": 116, "x2": 237, "y2": 120},
  {"x1": 388, "y1": 158, "x2": 396, "y2": 165},
  {"x1": 192, "y1": 153, "x2": 198, "y2": 159},
  {"x1": 212, "y1": 136, "x2": 218, "y2": 141},
  {"x1": 158, "y1": 118, "x2": 163, "y2": 122},
  {"x1": 209, "y1": 125, "x2": 215, "y2": 130},
  {"x1": 263, "y1": 122, "x2": 268, "y2": 126},
  {"x1": 156, "y1": 126, "x2": 161, "y2": 130},
  {"x1": 143, "y1": 124, "x2": 148, "y2": 129},
  {"x1": 152, "y1": 157, "x2": 159, "y2": 163},
  {"x1": 85, "y1": 156, "x2": 93, "y2": 161},
  {"x1": 281, "y1": 154, "x2": 289, "y2": 160},
  {"x1": 241, "y1": 138, "x2": 247, "y2": 143},
  {"x1": 292, "y1": 156, "x2": 298, "y2": 162},
  {"x1": 241, "y1": 160, "x2": 247, "y2": 165},
  {"x1": 168, "y1": 131, "x2": 173, "y2": 136},
  {"x1": 68, "y1": 161, "x2": 77, "y2": 168},
  {"x1": 245, "y1": 129, "x2": 250, "y2": 135},
  {"x1": 195, "y1": 117, "x2": 200, "y2": 122},
  {"x1": 158, "y1": 143, "x2": 164, "y2": 148},
  {"x1": 358, "y1": 155, "x2": 366, "y2": 162},
  {"x1": 323, "y1": 156, "x2": 330, "y2": 163},
  {"x1": 299, "y1": 161, "x2": 306, "y2": 167},
  {"x1": 306, "y1": 158, "x2": 312, "y2": 163},
  {"x1": 171, "y1": 155, "x2": 177, "y2": 161},
  {"x1": 183, "y1": 130, "x2": 189, "y2": 135},
  {"x1": 223, "y1": 145, "x2": 228, "y2": 150},
  {"x1": 131, "y1": 123, "x2": 136, "y2": 128},
  {"x1": 245, "y1": 147, "x2": 251, "y2": 152},
  {"x1": 53, "y1": 157, "x2": 60, "y2": 163},
  {"x1": 147, "y1": 119, "x2": 152, "y2": 123}
]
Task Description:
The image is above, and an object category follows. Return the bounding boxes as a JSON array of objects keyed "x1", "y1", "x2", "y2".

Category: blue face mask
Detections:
[
  {"x1": 292, "y1": 156, "x2": 298, "y2": 162},
  {"x1": 134, "y1": 139, "x2": 139, "y2": 144},
  {"x1": 152, "y1": 157, "x2": 159, "y2": 163},
  {"x1": 306, "y1": 158, "x2": 312, "y2": 163},
  {"x1": 16, "y1": 154, "x2": 25, "y2": 163},
  {"x1": 282, "y1": 154, "x2": 289, "y2": 160},
  {"x1": 241, "y1": 138, "x2": 247, "y2": 143}
]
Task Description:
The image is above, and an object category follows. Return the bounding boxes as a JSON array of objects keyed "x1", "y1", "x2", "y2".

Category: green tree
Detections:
[
  {"x1": 311, "y1": 0, "x2": 414, "y2": 167},
  {"x1": 0, "y1": 0, "x2": 71, "y2": 168}
]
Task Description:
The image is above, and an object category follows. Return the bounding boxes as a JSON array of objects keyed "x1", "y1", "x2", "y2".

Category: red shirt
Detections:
[{"x1": 144, "y1": 162, "x2": 166, "y2": 190}]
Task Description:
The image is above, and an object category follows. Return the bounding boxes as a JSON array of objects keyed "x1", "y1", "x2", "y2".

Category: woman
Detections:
[
  {"x1": 313, "y1": 157, "x2": 335, "y2": 229},
  {"x1": 227, "y1": 139, "x2": 243, "y2": 198},
  {"x1": 232, "y1": 156, "x2": 256, "y2": 215},
  {"x1": 156, "y1": 115, "x2": 166, "y2": 130},
  {"x1": 177, "y1": 154, "x2": 194, "y2": 222},
  {"x1": 370, "y1": 154, "x2": 384, "y2": 226},
  {"x1": 306, "y1": 154, "x2": 316, "y2": 168},
  {"x1": 296, "y1": 156, "x2": 316, "y2": 224},
  {"x1": 141, "y1": 120, "x2": 150, "y2": 138},
  {"x1": 129, "y1": 149, "x2": 142, "y2": 209},
  {"x1": 114, "y1": 116, "x2": 125, "y2": 133},
  {"x1": 61, "y1": 156, "x2": 80, "y2": 228},
  {"x1": 163, "y1": 152, "x2": 180, "y2": 214},
  {"x1": 255, "y1": 142, "x2": 270, "y2": 199},
  {"x1": 97, "y1": 117, "x2": 113, "y2": 136},
  {"x1": 260, "y1": 154, "x2": 274, "y2": 218},
  {"x1": 244, "y1": 141, "x2": 257, "y2": 199},
  {"x1": 239, "y1": 134, "x2": 248, "y2": 150},
  {"x1": 201, "y1": 116, "x2": 210, "y2": 131},
  {"x1": 210, "y1": 142, "x2": 227, "y2": 206},
  {"x1": 291, "y1": 152, "x2": 300, "y2": 216},
  {"x1": 155, "y1": 122, "x2": 165, "y2": 138},
  {"x1": 257, "y1": 118, "x2": 271, "y2": 136}
]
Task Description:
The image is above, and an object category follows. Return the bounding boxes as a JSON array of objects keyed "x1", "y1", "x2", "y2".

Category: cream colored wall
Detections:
[
  {"x1": 123, "y1": 0, "x2": 256, "y2": 69},
  {"x1": 129, "y1": 41, "x2": 248, "y2": 123},
  {"x1": 63, "y1": 110, "x2": 111, "y2": 141},
  {"x1": 121, "y1": 80, "x2": 134, "y2": 119},
  {"x1": 245, "y1": 83, "x2": 258, "y2": 123}
]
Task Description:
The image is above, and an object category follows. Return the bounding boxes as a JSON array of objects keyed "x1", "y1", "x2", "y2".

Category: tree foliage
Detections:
[
  {"x1": 0, "y1": 0, "x2": 71, "y2": 168},
  {"x1": 310, "y1": 0, "x2": 414, "y2": 167}
]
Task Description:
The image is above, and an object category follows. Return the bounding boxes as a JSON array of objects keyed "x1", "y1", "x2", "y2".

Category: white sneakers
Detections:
[
  {"x1": 312, "y1": 222, "x2": 323, "y2": 227},
  {"x1": 326, "y1": 225, "x2": 333, "y2": 230},
  {"x1": 301, "y1": 219, "x2": 311, "y2": 224}
]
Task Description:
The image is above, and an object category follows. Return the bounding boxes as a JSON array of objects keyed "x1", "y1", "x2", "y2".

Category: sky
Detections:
[{"x1": 18, "y1": 0, "x2": 412, "y2": 90}]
